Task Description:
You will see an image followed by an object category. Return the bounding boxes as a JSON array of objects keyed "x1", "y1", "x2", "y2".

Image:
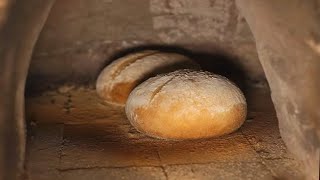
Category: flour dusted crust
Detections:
[
  {"x1": 96, "y1": 50, "x2": 200, "y2": 106},
  {"x1": 125, "y1": 70, "x2": 247, "y2": 140}
]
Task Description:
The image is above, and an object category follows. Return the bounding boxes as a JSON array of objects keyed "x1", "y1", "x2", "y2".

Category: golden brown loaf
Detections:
[
  {"x1": 96, "y1": 50, "x2": 199, "y2": 106},
  {"x1": 125, "y1": 70, "x2": 247, "y2": 140}
]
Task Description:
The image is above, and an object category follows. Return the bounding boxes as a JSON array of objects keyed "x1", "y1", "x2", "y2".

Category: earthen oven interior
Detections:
[{"x1": 0, "y1": 0, "x2": 319, "y2": 180}]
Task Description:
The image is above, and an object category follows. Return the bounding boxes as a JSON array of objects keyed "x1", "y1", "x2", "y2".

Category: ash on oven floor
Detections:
[{"x1": 25, "y1": 87, "x2": 303, "y2": 180}]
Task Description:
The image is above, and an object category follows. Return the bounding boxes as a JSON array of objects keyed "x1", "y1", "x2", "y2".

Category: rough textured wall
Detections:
[
  {"x1": 236, "y1": 0, "x2": 320, "y2": 179},
  {"x1": 27, "y1": 0, "x2": 265, "y2": 92},
  {"x1": 0, "y1": 0, "x2": 55, "y2": 179}
]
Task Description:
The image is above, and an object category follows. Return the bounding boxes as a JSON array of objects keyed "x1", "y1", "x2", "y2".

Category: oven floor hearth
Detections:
[{"x1": 25, "y1": 86, "x2": 303, "y2": 180}]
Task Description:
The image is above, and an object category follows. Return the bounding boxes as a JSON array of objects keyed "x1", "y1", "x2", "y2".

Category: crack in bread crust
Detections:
[
  {"x1": 150, "y1": 76, "x2": 175, "y2": 103},
  {"x1": 110, "y1": 51, "x2": 160, "y2": 80}
]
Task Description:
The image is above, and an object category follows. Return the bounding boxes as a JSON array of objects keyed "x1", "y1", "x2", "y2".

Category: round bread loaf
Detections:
[
  {"x1": 125, "y1": 70, "x2": 247, "y2": 140},
  {"x1": 96, "y1": 50, "x2": 199, "y2": 106}
]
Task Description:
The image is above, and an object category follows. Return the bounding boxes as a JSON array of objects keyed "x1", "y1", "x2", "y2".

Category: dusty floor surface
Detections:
[{"x1": 25, "y1": 86, "x2": 304, "y2": 180}]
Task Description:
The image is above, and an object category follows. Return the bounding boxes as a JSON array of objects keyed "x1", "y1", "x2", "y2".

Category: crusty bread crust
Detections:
[
  {"x1": 96, "y1": 51, "x2": 199, "y2": 106},
  {"x1": 126, "y1": 70, "x2": 247, "y2": 140}
]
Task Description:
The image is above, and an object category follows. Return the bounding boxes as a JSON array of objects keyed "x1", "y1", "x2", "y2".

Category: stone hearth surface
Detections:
[{"x1": 25, "y1": 86, "x2": 303, "y2": 180}]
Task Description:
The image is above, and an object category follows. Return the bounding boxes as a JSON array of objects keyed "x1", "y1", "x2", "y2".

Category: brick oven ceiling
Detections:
[{"x1": 28, "y1": 0, "x2": 265, "y2": 90}]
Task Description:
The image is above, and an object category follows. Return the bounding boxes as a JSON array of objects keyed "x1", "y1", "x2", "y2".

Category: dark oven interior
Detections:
[{"x1": 1, "y1": 0, "x2": 319, "y2": 180}]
